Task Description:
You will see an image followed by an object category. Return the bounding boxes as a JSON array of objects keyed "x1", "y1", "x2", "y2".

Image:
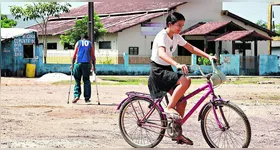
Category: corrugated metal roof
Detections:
[
  {"x1": 1, "y1": 28, "x2": 37, "y2": 41},
  {"x1": 27, "y1": 19, "x2": 76, "y2": 35},
  {"x1": 27, "y1": 12, "x2": 167, "y2": 35},
  {"x1": 56, "y1": 1, "x2": 184, "y2": 18},
  {"x1": 180, "y1": 21, "x2": 231, "y2": 35},
  {"x1": 212, "y1": 30, "x2": 271, "y2": 41}
]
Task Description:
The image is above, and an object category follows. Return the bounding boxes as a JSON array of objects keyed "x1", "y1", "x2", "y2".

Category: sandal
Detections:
[
  {"x1": 163, "y1": 107, "x2": 182, "y2": 119},
  {"x1": 176, "y1": 135, "x2": 194, "y2": 145}
]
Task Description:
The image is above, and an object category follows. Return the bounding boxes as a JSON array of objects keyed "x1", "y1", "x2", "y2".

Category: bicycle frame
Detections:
[
  {"x1": 177, "y1": 80, "x2": 220, "y2": 125},
  {"x1": 117, "y1": 59, "x2": 226, "y2": 130},
  {"x1": 117, "y1": 79, "x2": 225, "y2": 132}
]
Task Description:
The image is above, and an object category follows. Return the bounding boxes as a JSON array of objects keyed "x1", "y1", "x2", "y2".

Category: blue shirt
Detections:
[{"x1": 76, "y1": 39, "x2": 92, "y2": 63}]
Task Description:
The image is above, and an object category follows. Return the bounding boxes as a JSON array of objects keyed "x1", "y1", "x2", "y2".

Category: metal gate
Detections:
[{"x1": 240, "y1": 56, "x2": 259, "y2": 75}]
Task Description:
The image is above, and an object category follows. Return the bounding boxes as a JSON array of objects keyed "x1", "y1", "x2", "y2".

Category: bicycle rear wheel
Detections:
[
  {"x1": 119, "y1": 97, "x2": 167, "y2": 148},
  {"x1": 201, "y1": 101, "x2": 251, "y2": 148}
]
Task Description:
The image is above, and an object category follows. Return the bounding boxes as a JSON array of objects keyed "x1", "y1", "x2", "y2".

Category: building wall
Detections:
[
  {"x1": 117, "y1": 24, "x2": 156, "y2": 56},
  {"x1": 221, "y1": 41, "x2": 267, "y2": 56},
  {"x1": 38, "y1": 35, "x2": 64, "y2": 50},
  {"x1": 272, "y1": 40, "x2": 280, "y2": 56},
  {"x1": 1, "y1": 32, "x2": 41, "y2": 76},
  {"x1": 37, "y1": 1, "x2": 270, "y2": 57},
  {"x1": 95, "y1": 33, "x2": 118, "y2": 51},
  {"x1": 221, "y1": 16, "x2": 270, "y2": 55},
  {"x1": 176, "y1": 1, "x2": 223, "y2": 29},
  {"x1": 272, "y1": 48, "x2": 280, "y2": 56}
]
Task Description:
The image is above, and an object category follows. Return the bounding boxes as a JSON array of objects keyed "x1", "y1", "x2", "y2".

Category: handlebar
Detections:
[{"x1": 178, "y1": 58, "x2": 217, "y2": 78}]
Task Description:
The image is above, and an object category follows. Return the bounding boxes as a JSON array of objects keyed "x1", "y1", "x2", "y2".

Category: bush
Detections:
[{"x1": 198, "y1": 53, "x2": 213, "y2": 65}]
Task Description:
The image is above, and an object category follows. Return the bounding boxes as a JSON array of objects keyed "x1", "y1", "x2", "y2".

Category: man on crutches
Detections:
[{"x1": 70, "y1": 35, "x2": 95, "y2": 104}]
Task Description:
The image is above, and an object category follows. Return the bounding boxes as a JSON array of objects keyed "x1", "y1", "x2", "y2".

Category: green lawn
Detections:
[
  {"x1": 46, "y1": 56, "x2": 118, "y2": 64},
  {"x1": 53, "y1": 76, "x2": 280, "y2": 86}
]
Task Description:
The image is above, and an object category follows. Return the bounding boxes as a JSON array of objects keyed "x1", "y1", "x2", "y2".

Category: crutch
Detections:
[
  {"x1": 67, "y1": 51, "x2": 73, "y2": 104},
  {"x1": 93, "y1": 70, "x2": 100, "y2": 105},
  {"x1": 67, "y1": 68, "x2": 73, "y2": 104}
]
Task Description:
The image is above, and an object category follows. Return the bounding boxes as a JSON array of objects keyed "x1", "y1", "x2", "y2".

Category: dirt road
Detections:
[{"x1": 1, "y1": 77, "x2": 280, "y2": 148}]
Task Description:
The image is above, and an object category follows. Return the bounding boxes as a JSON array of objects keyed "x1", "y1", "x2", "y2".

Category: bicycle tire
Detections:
[
  {"x1": 119, "y1": 97, "x2": 167, "y2": 148},
  {"x1": 200, "y1": 101, "x2": 251, "y2": 148}
]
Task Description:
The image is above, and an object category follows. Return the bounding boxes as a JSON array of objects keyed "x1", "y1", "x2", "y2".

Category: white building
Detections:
[{"x1": 27, "y1": 1, "x2": 278, "y2": 64}]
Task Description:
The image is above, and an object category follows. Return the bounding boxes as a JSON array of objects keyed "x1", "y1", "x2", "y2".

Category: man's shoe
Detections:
[
  {"x1": 85, "y1": 99, "x2": 91, "y2": 103},
  {"x1": 72, "y1": 97, "x2": 79, "y2": 103}
]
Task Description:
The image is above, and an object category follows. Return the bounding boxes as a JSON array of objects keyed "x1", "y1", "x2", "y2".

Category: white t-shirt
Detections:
[{"x1": 151, "y1": 29, "x2": 188, "y2": 66}]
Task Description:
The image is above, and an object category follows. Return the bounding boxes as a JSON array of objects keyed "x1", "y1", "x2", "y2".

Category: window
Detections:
[
  {"x1": 23, "y1": 44, "x2": 34, "y2": 58},
  {"x1": 64, "y1": 43, "x2": 74, "y2": 50},
  {"x1": 99, "y1": 41, "x2": 111, "y2": 49},
  {"x1": 129, "y1": 47, "x2": 139, "y2": 55},
  {"x1": 47, "y1": 43, "x2": 57, "y2": 50},
  {"x1": 236, "y1": 43, "x2": 251, "y2": 50}
]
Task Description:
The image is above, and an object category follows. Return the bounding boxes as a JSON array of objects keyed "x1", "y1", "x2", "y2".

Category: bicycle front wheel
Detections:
[
  {"x1": 119, "y1": 97, "x2": 167, "y2": 148},
  {"x1": 201, "y1": 101, "x2": 251, "y2": 148}
]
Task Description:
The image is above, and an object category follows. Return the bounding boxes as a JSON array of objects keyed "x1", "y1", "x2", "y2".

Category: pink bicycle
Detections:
[{"x1": 116, "y1": 60, "x2": 251, "y2": 148}]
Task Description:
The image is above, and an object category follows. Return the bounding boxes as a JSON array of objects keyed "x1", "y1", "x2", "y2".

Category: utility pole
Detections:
[
  {"x1": 267, "y1": 3, "x2": 280, "y2": 54},
  {"x1": 88, "y1": 2, "x2": 94, "y2": 43}
]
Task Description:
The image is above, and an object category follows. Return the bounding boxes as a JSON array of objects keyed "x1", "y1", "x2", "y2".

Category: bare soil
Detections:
[{"x1": 1, "y1": 77, "x2": 280, "y2": 148}]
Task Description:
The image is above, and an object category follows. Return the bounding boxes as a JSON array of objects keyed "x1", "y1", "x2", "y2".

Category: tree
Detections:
[
  {"x1": 10, "y1": 2, "x2": 71, "y2": 63},
  {"x1": 256, "y1": 20, "x2": 268, "y2": 29},
  {"x1": 60, "y1": 12, "x2": 106, "y2": 48},
  {"x1": 1, "y1": 14, "x2": 17, "y2": 28}
]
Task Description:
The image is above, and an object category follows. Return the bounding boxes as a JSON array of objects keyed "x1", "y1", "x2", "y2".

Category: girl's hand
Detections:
[
  {"x1": 208, "y1": 55, "x2": 217, "y2": 61},
  {"x1": 176, "y1": 63, "x2": 189, "y2": 75}
]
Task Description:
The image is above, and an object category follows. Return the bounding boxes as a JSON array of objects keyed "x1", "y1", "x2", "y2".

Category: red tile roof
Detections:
[
  {"x1": 58, "y1": 1, "x2": 185, "y2": 18},
  {"x1": 27, "y1": 19, "x2": 76, "y2": 35},
  {"x1": 27, "y1": 12, "x2": 167, "y2": 35},
  {"x1": 28, "y1": 1, "x2": 185, "y2": 35},
  {"x1": 212, "y1": 30, "x2": 272, "y2": 41},
  {"x1": 181, "y1": 21, "x2": 231, "y2": 35},
  {"x1": 104, "y1": 12, "x2": 167, "y2": 33}
]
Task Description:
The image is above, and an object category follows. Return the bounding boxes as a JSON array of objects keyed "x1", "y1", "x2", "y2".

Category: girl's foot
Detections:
[
  {"x1": 163, "y1": 107, "x2": 181, "y2": 119},
  {"x1": 176, "y1": 135, "x2": 193, "y2": 145}
]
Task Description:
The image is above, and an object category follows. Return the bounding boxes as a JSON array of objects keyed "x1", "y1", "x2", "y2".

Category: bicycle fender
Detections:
[
  {"x1": 116, "y1": 97, "x2": 130, "y2": 110},
  {"x1": 116, "y1": 96, "x2": 153, "y2": 110},
  {"x1": 198, "y1": 100, "x2": 230, "y2": 121},
  {"x1": 198, "y1": 102, "x2": 212, "y2": 121}
]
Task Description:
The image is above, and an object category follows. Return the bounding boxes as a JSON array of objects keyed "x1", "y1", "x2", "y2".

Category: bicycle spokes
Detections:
[
  {"x1": 120, "y1": 99, "x2": 166, "y2": 147},
  {"x1": 203, "y1": 102, "x2": 250, "y2": 148}
]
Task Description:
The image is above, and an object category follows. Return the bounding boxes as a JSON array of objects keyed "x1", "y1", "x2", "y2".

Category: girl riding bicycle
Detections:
[{"x1": 148, "y1": 12, "x2": 216, "y2": 145}]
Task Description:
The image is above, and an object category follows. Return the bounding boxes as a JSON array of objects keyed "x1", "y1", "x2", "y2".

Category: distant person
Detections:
[{"x1": 70, "y1": 35, "x2": 95, "y2": 103}]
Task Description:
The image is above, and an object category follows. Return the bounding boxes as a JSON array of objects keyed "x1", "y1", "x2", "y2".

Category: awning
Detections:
[
  {"x1": 1, "y1": 28, "x2": 37, "y2": 41},
  {"x1": 210, "y1": 30, "x2": 272, "y2": 41},
  {"x1": 180, "y1": 21, "x2": 245, "y2": 36}
]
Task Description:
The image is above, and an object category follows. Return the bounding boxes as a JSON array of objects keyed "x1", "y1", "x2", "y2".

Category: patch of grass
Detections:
[
  {"x1": 225, "y1": 77, "x2": 280, "y2": 84},
  {"x1": 52, "y1": 80, "x2": 123, "y2": 85},
  {"x1": 190, "y1": 78, "x2": 207, "y2": 84},
  {"x1": 99, "y1": 77, "x2": 148, "y2": 85},
  {"x1": 258, "y1": 95, "x2": 280, "y2": 101},
  {"x1": 47, "y1": 56, "x2": 118, "y2": 64},
  {"x1": 52, "y1": 77, "x2": 148, "y2": 85},
  {"x1": 52, "y1": 77, "x2": 280, "y2": 86},
  {"x1": 236, "y1": 99, "x2": 280, "y2": 105}
]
